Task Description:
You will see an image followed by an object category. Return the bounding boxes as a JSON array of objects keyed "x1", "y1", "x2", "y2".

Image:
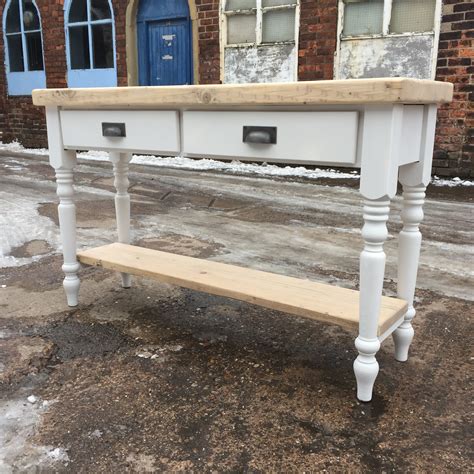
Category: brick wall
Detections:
[
  {"x1": 298, "y1": 0, "x2": 338, "y2": 81},
  {"x1": 0, "y1": 0, "x2": 472, "y2": 178},
  {"x1": 196, "y1": 0, "x2": 220, "y2": 84},
  {"x1": 434, "y1": 0, "x2": 473, "y2": 177}
]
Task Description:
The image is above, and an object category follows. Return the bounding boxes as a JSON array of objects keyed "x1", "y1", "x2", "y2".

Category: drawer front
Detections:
[
  {"x1": 60, "y1": 110, "x2": 180, "y2": 155},
  {"x1": 182, "y1": 111, "x2": 359, "y2": 165}
]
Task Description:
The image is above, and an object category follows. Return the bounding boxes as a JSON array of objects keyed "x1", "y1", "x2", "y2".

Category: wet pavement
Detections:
[{"x1": 0, "y1": 153, "x2": 472, "y2": 471}]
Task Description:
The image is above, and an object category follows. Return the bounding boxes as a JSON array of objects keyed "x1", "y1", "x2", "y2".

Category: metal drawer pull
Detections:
[
  {"x1": 102, "y1": 122, "x2": 126, "y2": 138},
  {"x1": 243, "y1": 126, "x2": 277, "y2": 144}
]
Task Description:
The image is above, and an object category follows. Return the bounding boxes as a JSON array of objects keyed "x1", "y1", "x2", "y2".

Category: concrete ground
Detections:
[{"x1": 0, "y1": 152, "x2": 472, "y2": 472}]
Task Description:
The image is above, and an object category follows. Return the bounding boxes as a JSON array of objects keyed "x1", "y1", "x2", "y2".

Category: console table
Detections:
[{"x1": 32, "y1": 78, "x2": 453, "y2": 402}]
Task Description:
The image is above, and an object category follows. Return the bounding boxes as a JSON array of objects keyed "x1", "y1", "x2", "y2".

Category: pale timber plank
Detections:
[
  {"x1": 32, "y1": 78, "x2": 453, "y2": 108},
  {"x1": 77, "y1": 243, "x2": 407, "y2": 336}
]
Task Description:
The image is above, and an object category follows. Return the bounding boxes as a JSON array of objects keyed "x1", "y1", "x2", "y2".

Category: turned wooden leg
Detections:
[
  {"x1": 354, "y1": 197, "x2": 390, "y2": 402},
  {"x1": 110, "y1": 152, "x2": 132, "y2": 288},
  {"x1": 393, "y1": 184, "x2": 426, "y2": 362},
  {"x1": 55, "y1": 166, "x2": 80, "y2": 307}
]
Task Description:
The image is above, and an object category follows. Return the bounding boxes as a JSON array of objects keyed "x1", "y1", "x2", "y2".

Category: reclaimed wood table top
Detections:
[{"x1": 32, "y1": 78, "x2": 453, "y2": 109}]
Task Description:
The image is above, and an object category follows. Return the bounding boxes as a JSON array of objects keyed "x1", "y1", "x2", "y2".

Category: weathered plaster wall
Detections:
[
  {"x1": 224, "y1": 45, "x2": 296, "y2": 83},
  {"x1": 337, "y1": 35, "x2": 435, "y2": 79}
]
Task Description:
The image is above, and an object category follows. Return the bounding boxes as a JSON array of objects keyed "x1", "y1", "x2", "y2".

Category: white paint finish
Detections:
[
  {"x1": 399, "y1": 105, "x2": 424, "y2": 166},
  {"x1": 46, "y1": 106, "x2": 80, "y2": 306},
  {"x1": 382, "y1": 0, "x2": 393, "y2": 35},
  {"x1": 60, "y1": 110, "x2": 180, "y2": 155},
  {"x1": 393, "y1": 184, "x2": 426, "y2": 362},
  {"x1": 37, "y1": 82, "x2": 445, "y2": 402},
  {"x1": 183, "y1": 111, "x2": 359, "y2": 165},
  {"x1": 337, "y1": 35, "x2": 435, "y2": 80},
  {"x1": 110, "y1": 152, "x2": 132, "y2": 288},
  {"x1": 354, "y1": 197, "x2": 390, "y2": 401},
  {"x1": 55, "y1": 167, "x2": 80, "y2": 307},
  {"x1": 45, "y1": 107, "x2": 76, "y2": 170},
  {"x1": 399, "y1": 104, "x2": 438, "y2": 187},
  {"x1": 224, "y1": 44, "x2": 297, "y2": 84},
  {"x1": 359, "y1": 105, "x2": 402, "y2": 200}
]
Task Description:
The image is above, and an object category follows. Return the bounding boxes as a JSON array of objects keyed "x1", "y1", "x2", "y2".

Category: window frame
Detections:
[
  {"x1": 339, "y1": 0, "x2": 441, "y2": 40},
  {"x1": 220, "y1": 0, "x2": 299, "y2": 48},
  {"x1": 64, "y1": 0, "x2": 117, "y2": 88},
  {"x1": 2, "y1": 0, "x2": 46, "y2": 96},
  {"x1": 335, "y1": 0, "x2": 443, "y2": 80}
]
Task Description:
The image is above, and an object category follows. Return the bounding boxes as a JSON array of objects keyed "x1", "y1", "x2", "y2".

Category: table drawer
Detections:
[
  {"x1": 182, "y1": 111, "x2": 359, "y2": 165},
  {"x1": 60, "y1": 110, "x2": 180, "y2": 155}
]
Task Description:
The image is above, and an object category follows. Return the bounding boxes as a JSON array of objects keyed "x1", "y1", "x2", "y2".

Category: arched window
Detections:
[
  {"x1": 65, "y1": 0, "x2": 117, "y2": 87},
  {"x1": 3, "y1": 0, "x2": 46, "y2": 95}
]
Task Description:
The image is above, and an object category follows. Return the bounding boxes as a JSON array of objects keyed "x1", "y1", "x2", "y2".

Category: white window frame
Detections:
[
  {"x1": 2, "y1": 0, "x2": 46, "y2": 96},
  {"x1": 219, "y1": 0, "x2": 300, "y2": 81},
  {"x1": 335, "y1": 0, "x2": 442, "y2": 79},
  {"x1": 64, "y1": 0, "x2": 117, "y2": 88}
]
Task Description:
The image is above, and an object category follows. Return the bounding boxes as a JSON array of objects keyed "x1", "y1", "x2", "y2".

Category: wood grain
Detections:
[
  {"x1": 77, "y1": 243, "x2": 407, "y2": 336},
  {"x1": 32, "y1": 78, "x2": 453, "y2": 108}
]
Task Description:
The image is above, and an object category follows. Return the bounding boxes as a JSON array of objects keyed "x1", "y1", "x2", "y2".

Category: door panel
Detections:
[
  {"x1": 147, "y1": 20, "x2": 191, "y2": 86},
  {"x1": 137, "y1": 0, "x2": 192, "y2": 86}
]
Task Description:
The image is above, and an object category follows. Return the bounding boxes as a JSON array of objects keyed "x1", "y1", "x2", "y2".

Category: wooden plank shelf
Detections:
[{"x1": 77, "y1": 243, "x2": 407, "y2": 337}]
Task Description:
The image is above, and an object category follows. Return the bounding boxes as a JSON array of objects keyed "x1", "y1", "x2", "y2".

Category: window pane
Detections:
[
  {"x1": 69, "y1": 0, "x2": 87, "y2": 23},
  {"x1": 262, "y1": 0, "x2": 296, "y2": 6},
  {"x1": 343, "y1": 0, "x2": 384, "y2": 36},
  {"x1": 225, "y1": 0, "x2": 256, "y2": 11},
  {"x1": 390, "y1": 0, "x2": 436, "y2": 33},
  {"x1": 90, "y1": 0, "x2": 111, "y2": 21},
  {"x1": 69, "y1": 25, "x2": 90, "y2": 69},
  {"x1": 25, "y1": 31, "x2": 43, "y2": 70},
  {"x1": 92, "y1": 23, "x2": 114, "y2": 68},
  {"x1": 6, "y1": 0, "x2": 21, "y2": 33},
  {"x1": 22, "y1": 0, "x2": 40, "y2": 31},
  {"x1": 262, "y1": 8, "x2": 295, "y2": 42},
  {"x1": 227, "y1": 14, "x2": 256, "y2": 44},
  {"x1": 7, "y1": 34, "x2": 24, "y2": 71}
]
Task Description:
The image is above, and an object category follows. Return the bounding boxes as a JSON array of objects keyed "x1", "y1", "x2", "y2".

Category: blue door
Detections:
[{"x1": 137, "y1": 0, "x2": 192, "y2": 86}]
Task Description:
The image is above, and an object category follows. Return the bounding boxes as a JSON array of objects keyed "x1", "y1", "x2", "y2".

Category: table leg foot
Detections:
[
  {"x1": 121, "y1": 273, "x2": 132, "y2": 288},
  {"x1": 63, "y1": 263, "x2": 80, "y2": 307},
  {"x1": 354, "y1": 336, "x2": 380, "y2": 402},
  {"x1": 393, "y1": 308, "x2": 415, "y2": 362}
]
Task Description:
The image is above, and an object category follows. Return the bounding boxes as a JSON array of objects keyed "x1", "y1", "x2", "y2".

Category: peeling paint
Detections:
[
  {"x1": 224, "y1": 44, "x2": 296, "y2": 84},
  {"x1": 338, "y1": 34, "x2": 434, "y2": 79}
]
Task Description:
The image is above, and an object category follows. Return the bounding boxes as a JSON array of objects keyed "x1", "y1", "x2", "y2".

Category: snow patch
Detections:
[
  {"x1": 0, "y1": 191, "x2": 59, "y2": 268},
  {"x1": 45, "y1": 447, "x2": 69, "y2": 463},
  {"x1": 432, "y1": 176, "x2": 474, "y2": 187},
  {"x1": 0, "y1": 397, "x2": 69, "y2": 471},
  {"x1": 2, "y1": 140, "x2": 473, "y2": 186},
  {"x1": 0, "y1": 140, "x2": 48, "y2": 156}
]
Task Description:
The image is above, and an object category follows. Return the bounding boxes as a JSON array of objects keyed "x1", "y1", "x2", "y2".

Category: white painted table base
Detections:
[{"x1": 35, "y1": 79, "x2": 452, "y2": 402}]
